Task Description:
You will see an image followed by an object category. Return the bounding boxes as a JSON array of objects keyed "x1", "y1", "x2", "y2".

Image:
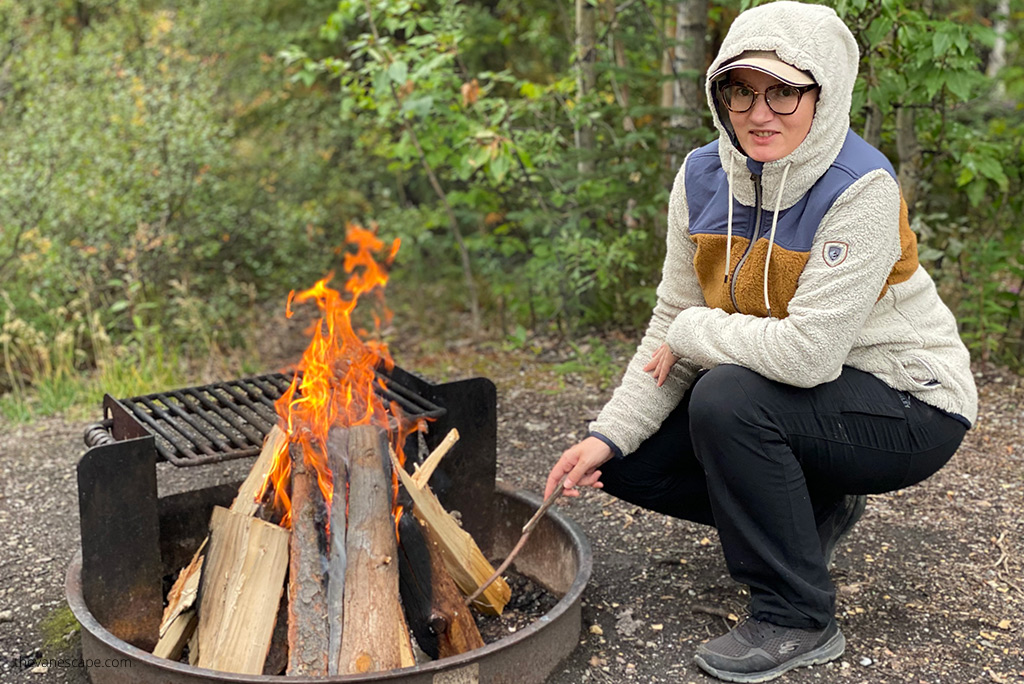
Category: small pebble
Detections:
[
  {"x1": 0, "y1": 610, "x2": 13, "y2": 622},
  {"x1": 859, "y1": 656, "x2": 873, "y2": 666}
]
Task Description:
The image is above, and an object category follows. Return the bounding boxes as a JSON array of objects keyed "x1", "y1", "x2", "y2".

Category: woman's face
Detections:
[{"x1": 725, "y1": 68, "x2": 817, "y2": 163}]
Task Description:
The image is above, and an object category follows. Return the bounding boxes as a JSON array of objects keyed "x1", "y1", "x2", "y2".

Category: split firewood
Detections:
[
  {"x1": 232, "y1": 424, "x2": 287, "y2": 516},
  {"x1": 195, "y1": 506, "x2": 289, "y2": 675},
  {"x1": 262, "y1": 592, "x2": 290, "y2": 676},
  {"x1": 153, "y1": 425, "x2": 285, "y2": 661},
  {"x1": 411, "y1": 428, "x2": 459, "y2": 488},
  {"x1": 398, "y1": 611, "x2": 416, "y2": 668},
  {"x1": 325, "y1": 428, "x2": 349, "y2": 676},
  {"x1": 390, "y1": 446, "x2": 510, "y2": 616},
  {"x1": 157, "y1": 538, "x2": 206, "y2": 639},
  {"x1": 338, "y1": 425, "x2": 406, "y2": 674},
  {"x1": 152, "y1": 610, "x2": 196, "y2": 661},
  {"x1": 286, "y1": 442, "x2": 330, "y2": 676}
]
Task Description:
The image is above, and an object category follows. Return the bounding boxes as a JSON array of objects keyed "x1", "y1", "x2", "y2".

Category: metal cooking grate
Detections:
[{"x1": 104, "y1": 370, "x2": 445, "y2": 467}]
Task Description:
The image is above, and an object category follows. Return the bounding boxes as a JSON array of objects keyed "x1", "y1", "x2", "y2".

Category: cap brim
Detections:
[{"x1": 710, "y1": 56, "x2": 815, "y2": 87}]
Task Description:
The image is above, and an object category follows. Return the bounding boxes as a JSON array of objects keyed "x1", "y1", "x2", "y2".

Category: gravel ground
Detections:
[{"x1": 0, "y1": 335, "x2": 1021, "y2": 684}]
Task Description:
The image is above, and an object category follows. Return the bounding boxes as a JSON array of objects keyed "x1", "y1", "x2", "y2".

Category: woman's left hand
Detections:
[{"x1": 643, "y1": 343, "x2": 680, "y2": 387}]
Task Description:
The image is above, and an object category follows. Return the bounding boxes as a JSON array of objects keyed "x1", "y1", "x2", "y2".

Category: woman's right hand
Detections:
[{"x1": 544, "y1": 436, "x2": 614, "y2": 500}]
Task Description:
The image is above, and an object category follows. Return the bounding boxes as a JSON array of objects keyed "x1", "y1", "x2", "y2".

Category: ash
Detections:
[{"x1": 474, "y1": 570, "x2": 559, "y2": 643}]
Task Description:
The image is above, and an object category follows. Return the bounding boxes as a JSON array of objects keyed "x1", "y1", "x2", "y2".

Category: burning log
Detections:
[
  {"x1": 195, "y1": 506, "x2": 289, "y2": 674},
  {"x1": 326, "y1": 428, "x2": 348, "y2": 676},
  {"x1": 397, "y1": 510, "x2": 438, "y2": 658},
  {"x1": 337, "y1": 425, "x2": 408, "y2": 674},
  {"x1": 397, "y1": 433, "x2": 485, "y2": 660},
  {"x1": 424, "y1": 517, "x2": 486, "y2": 658},
  {"x1": 390, "y1": 446, "x2": 511, "y2": 616},
  {"x1": 286, "y1": 442, "x2": 330, "y2": 676}
]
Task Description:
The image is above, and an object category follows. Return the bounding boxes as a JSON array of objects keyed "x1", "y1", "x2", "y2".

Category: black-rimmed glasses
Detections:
[{"x1": 718, "y1": 82, "x2": 818, "y2": 116}]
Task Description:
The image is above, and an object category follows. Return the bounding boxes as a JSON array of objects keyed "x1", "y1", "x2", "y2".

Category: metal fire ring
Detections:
[{"x1": 66, "y1": 484, "x2": 593, "y2": 684}]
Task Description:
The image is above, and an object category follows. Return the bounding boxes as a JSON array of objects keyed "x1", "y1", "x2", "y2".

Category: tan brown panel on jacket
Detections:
[
  {"x1": 691, "y1": 233, "x2": 809, "y2": 319},
  {"x1": 877, "y1": 193, "x2": 920, "y2": 300},
  {"x1": 691, "y1": 233, "x2": 744, "y2": 313}
]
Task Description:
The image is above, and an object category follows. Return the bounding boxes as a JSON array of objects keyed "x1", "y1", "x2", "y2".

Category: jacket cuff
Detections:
[{"x1": 589, "y1": 431, "x2": 624, "y2": 461}]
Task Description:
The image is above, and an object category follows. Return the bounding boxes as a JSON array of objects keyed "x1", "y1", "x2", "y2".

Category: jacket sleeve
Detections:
[
  {"x1": 665, "y1": 169, "x2": 902, "y2": 388},
  {"x1": 589, "y1": 158, "x2": 707, "y2": 456}
]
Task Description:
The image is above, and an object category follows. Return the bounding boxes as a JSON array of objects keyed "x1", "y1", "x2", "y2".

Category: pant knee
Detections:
[
  {"x1": 689, "y1": 364, "x2": 764, "y2": 426},
  {"x1": 688, "y1": 365, "x2": 780, "y2": 464}
]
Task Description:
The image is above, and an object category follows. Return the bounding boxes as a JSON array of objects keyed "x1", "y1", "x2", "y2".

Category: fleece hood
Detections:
[{"x1": 707, "y1": 1, "x2": 860, "y2": 209}]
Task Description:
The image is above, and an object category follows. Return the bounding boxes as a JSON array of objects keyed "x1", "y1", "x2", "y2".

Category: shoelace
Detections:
[{"x1": 737, "y1": 618, "x2": 782, "y2": 644}]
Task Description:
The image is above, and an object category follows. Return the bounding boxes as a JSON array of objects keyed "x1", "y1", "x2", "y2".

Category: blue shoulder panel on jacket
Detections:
[{"x1": 685, "y1": 132, "x2": 897, "y2": 253}]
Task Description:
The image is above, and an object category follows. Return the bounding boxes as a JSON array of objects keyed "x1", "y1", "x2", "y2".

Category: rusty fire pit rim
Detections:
[{"x1": 65, "y1": 483, "x2": 592, "y2": 683}]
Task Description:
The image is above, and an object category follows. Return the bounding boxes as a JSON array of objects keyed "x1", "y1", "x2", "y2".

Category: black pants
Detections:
[{"x1": 599, "y1": 364, "x2": 966, "y2": 629}]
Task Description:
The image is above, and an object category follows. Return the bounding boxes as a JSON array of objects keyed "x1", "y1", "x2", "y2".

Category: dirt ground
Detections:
[{"x1": 0, "y1": 326, "x2": 1021, "y2": 684}]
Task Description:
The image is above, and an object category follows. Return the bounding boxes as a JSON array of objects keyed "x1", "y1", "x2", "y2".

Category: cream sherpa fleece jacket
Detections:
[{"x1": 591, "y1": 1, "x2": 977, "y2": 457}]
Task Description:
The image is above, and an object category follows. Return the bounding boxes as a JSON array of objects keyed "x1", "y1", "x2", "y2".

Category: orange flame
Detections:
[{"x1": 259, "y1": 223, "x2": 419, "y2": 529}]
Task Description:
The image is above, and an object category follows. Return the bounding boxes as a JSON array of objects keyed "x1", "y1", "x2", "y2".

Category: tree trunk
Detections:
[
  {"x1": 575, "y1": 0, "x2": 597, "y2": 175},
  {"x1": 669, "y1": 0, "x2": 708, "y2": 168},
  {"x1": 987, "y1": 0, "x2": 1009, "y2": 98},
  {"x1": 862, "y1": 100, "x2": 883, "y2": 150},
  {"x1": 896, "y1": 106, "x2": 922, "y2": 210}
]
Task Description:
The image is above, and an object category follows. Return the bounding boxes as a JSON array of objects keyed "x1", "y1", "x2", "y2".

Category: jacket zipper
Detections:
[{"x1": 729, "y1": 172, "x2": 763, "y2": 313}]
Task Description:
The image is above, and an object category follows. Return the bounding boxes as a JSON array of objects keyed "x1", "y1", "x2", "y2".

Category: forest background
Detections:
[{"x1": 1, "y1": 0, "x2": 1022, "y2": 422}]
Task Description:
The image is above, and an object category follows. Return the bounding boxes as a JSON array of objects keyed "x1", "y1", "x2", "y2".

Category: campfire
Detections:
[{"x1": 150, "y1": 225, "x2": 510, "y2": 676}]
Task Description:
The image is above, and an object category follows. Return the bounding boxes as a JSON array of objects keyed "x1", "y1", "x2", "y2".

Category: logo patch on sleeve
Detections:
[{"x1": 823, "y1": 241, "x2": 849, "y2": 267}]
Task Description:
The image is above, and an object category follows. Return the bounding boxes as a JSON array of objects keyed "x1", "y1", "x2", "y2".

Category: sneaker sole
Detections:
[{"x1": 693, "y1": 629, "x2": 846, "y2": 683}]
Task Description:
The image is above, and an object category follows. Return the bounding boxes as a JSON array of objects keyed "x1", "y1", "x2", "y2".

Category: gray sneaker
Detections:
[
  {"x1": 694, "y1": 618, "x2": 845, "y2": 683},
  {"x1": 818, "y1": 494, "x2": 867, "y2": 566}
]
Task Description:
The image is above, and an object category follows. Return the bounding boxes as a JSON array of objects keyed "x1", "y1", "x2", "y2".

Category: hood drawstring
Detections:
[
  {"x1": 724, "y1": 155, "x2": 735, "y2": 284},
  {"x1": 763, "y1": 162, "x2": 791, "y2": 319}
]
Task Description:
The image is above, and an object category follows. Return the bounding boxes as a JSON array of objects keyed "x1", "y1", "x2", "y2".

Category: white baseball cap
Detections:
[{"x1": 710, "y1": 50, "x2": 815, "y2": 86}]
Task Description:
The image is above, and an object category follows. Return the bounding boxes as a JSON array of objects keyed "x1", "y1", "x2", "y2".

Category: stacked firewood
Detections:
[{"x1": 151, "y1": 424, "x2": 510, "y2": 676}]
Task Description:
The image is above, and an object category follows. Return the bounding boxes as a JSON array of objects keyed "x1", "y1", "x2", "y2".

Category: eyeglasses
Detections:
[{"x1": 718, "y1": 81, "x2": 818, "y2": 116}]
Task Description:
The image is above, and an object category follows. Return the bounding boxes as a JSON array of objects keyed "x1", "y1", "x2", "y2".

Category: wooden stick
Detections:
[
  {"x1": 411, "y1": 428, "x2": 459, "y2": 488},
  {"x1": 463, "y1": 473, "x2": 568, "y2": 607},
  {"x1": 286, "y1": 443, "x2": 329, "y2": 676}
]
